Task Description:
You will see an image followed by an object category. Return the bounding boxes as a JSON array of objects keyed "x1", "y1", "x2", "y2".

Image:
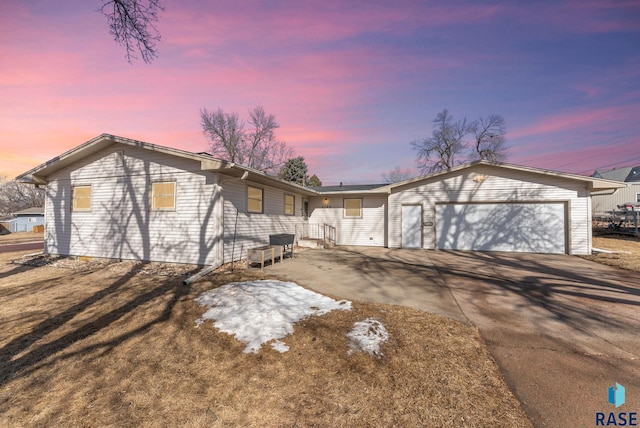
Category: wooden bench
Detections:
[{"x1": 246, "y1": 245, "x2": 284, "y2": 272}]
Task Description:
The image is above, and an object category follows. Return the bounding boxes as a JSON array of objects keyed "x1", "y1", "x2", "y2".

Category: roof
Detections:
[
  {"x1": 300, "y1": 161, "x2": 624, "y2": 194},
  {"x1": 15, "y1": 134, "x2": 625, "y2": 196},
  {"x1": 592, "y1": 166, "x2": 635, "y2": 182},
  {"x1": 379, "y1": 160, "x2": 626, "y2": 192},
  {"x1": 624, "y1": 167, "x2": 640, "y2": 183},
  {"x1": 313, "y1": 183, "x2": 389, "y2": 193},
  {"x1": 15, "y1": 134, "x2": 317, "y2": 197},
  {"x1": 12, "y1": 207, "x2": 44, "y2": 216}
]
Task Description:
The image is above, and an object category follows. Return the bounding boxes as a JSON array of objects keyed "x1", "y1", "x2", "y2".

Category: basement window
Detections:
[
  {"x1": 344, "y1": 198, "x2": 362, "y2": 218},
  {"x1": 72, "y1": 185, "x2": 92, "y2": 212},
  {"x1": 151, "y1": 181, "x2": 177, "y2": 211}
]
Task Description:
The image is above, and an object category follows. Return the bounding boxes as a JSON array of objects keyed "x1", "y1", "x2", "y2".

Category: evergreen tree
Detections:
[
  {"x1": 308, "y1": 174, "x2": 322, "y2": 187},
  {"x1": 279, "y1": 156, "x2": 310, "y2": 185}
]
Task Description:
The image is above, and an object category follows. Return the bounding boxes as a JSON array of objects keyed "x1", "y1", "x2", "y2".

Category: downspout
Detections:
[{"x1": 183, "y1": 265, "x2": 219, "y2": 285}]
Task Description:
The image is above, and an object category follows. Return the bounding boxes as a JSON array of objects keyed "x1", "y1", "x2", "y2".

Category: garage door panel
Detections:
[{"x1": 436, "y1": 203, "x2": 566, "y2": 254}]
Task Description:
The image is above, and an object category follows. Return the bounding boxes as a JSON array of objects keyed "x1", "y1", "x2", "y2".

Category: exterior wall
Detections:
[
  {"x1": 592, "y1": 184, "x2": 640, "y2": 213},
  {"x1": 44, "y1": 144, "x2": 223, "y2": 266},
  {"x1": 221, "y1": 179, "x2": 306, "y2": 263},
  {"x1": 307, "y1": 194, "x2": 387, "y2": 246},
  {"x1": 388, "y1": 165, "x2": 592, "y2": 255}
]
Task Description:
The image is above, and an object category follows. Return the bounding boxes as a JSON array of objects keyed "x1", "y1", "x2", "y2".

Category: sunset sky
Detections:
[{"x1": 1, "y1": 0, "x2": 639, "y2": 184}]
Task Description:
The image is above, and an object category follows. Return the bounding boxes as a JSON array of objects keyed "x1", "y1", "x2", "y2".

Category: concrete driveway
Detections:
[{"x1": 268, "y1": 246, "x2": 640, "y2": 427}]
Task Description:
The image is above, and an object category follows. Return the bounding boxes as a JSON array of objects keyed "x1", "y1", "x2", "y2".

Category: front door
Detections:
[{"x1": 401, "y1": 205, "x2": 422, "y2": 248}]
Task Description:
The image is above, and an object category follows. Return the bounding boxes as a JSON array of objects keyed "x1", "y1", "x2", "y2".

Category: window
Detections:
[
  {"x1": 344, "y1": 198, "x2": 362, "y2": 218},
  {"x1": 284, "y1": 194, "x2": 295, "y2": 215},
  {"x1": 247, "y1": 186, "x2": 263, "y2": 213},
  {"x1": 28, "y1": 217, "x2": 37, "y2": 223},
  {"x1": 151, "y1": 181, "x2": 176, "y2": 211},
  {"x1": 115, "y1": 150, "x2": 125, "y2": 168},
  {"x1": 72, "y1": 185, "x2": 92, "y2": 211},
  {"x1": 636, "y1": 193, "x2": 640, "y2": 203}
]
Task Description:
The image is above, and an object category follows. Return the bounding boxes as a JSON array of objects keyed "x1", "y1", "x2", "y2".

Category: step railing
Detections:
[{"x1": 297, "y1": 223, "x2": 337, "y2": 247}]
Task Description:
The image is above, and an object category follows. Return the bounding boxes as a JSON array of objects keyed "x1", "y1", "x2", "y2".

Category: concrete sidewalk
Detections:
[
  {"x1": 269, "y1": 246, "x2": 466, "y2": 322},
  {"x1": 268, "y1": 246, "x2": 640, "y2": 427}
]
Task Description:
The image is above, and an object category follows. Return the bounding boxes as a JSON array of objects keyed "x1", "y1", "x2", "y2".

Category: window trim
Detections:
[
  {"x1": 636, "y1": 192, "x2": 640, "y2": 203},
  {"x1": 247, "y1": 185, "x2": 264, "y2": 214},
  {"x1": 151, "y1": 180, "x2": 177, "y2": 212},
  {"x1": 343, "y1": 198, "x2": 363, "y2": 219},
  {"x1": 284, "y1": 194, "x2": 295, "y2": 216},
  {"x1": 72, "y1": 185, "x2": 92, "y2": 212}
]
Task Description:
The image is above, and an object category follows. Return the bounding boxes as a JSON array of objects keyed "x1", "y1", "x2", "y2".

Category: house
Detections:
[
  {"x1": 16, "y1": 134, "x2": 317, "y2": 266},
  {"x1": 16, "y1": 134, "x2": 624, "y2": 266},
  {"x1": 0, "y1": 207, "x2": 45, "y2": 233},
  {"x1": 311, "y1": 163, "x2": 624, "y2": 254},
  {"x1": 591, "y1": 166, "x2": 640, "y2": 214},
  {"x1": 11, "y1": 207, "x2": 45, "y2": 232}
]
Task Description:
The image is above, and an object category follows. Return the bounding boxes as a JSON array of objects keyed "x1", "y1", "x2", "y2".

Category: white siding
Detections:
[
  {"x1": 388, "y1": 165, "x2": 592, "y2": 255},
  {"x1": 44, "y1": 144, "x2": 223, "y2": 266},
  {"x1": 592, "y1": 184, "x2": 640, "y2": 213},
  {"x1": 221, "y1": 180, "x2": 306, "y2": 263},
  {"x1": 307, "y1": 194, "x2": 386, "y2": 246}
]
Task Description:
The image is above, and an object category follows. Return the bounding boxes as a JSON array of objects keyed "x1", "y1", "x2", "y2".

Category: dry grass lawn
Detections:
[
  {"x1": 586, "y1": 234, "x2": 640, "y2": 273},
  {"x1": 0, "y1": 250, "x2": 531, "y2": 427}
]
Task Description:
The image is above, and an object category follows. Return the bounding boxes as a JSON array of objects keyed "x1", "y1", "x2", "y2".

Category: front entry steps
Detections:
[{"x1": 298, "y1": 238, "x2": 324, "y2": 249}]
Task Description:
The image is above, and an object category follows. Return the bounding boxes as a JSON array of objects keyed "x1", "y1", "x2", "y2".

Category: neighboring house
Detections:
[
  {"x1": 0, "y1": 207, "x2": 45, "y2": 233},
  {"x1": 16, "y1": 134, "x2": 624, "y2": 266},
  {"x1": 591, "y1": 166, "x2": 640, "y2": 214},
  {"x1": 10, "y1": 207, "x2": 45, "y2": 232}
]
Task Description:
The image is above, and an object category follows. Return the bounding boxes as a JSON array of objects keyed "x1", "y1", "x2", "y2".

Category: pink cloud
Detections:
[
  {"x1": 162, "y1": 1, "x2": 503, "y2": 54},
  {"x1": 508, "y1": 105, "x2": 637, "y2": 141}
]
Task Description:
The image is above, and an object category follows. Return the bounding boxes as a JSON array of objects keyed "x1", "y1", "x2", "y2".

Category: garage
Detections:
[{"x1": 435, "y1": 202, "x2": 567, "y2": 254}]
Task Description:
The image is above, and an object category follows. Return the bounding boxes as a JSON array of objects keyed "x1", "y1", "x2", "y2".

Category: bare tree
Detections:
[
  {"x1": 99, "y1": 0, "x2": 164, "y2": 63},
  {"x1": 382, "y1": 166, "x2": 414, "y2": 183},
  {"x1": 200, "y1": 106, "x2": 294, "y2": 174},
  {"x1": 472, "y1": 114, "x2": 506, "y2": 162},
  {"x1": 0, "y1": 176, "x2": 44, "y2": 218},
  {"x1": 200, "y1": 108, "x2": 244, "y2": 162},
  {"x1": 411, "y1": 110, "x2": 474, "y2": 174}
]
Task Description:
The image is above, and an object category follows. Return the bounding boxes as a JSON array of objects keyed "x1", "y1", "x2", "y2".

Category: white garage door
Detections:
[{"x1": 435, "y1": 202, "x2": 567, "y2": 254}]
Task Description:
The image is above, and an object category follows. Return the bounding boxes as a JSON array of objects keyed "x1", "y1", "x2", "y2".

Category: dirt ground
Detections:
[
  {"x1": 586, "y1": 234, "x2": 640, "y2": 272},
  {"x1": 0, "y1": 231, "x2": 44, "y2": 245},
  {"x1": 0, "y1": 249, "x2": 531, "y2": 427}
]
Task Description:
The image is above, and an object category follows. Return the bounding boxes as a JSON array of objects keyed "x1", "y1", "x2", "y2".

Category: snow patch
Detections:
[
  {"x1": 270, "y1": 340, "x2": 289, "y2": 353},
  {"x1": 346, "y1": 318, "x2": 389, "y2": 357},
  {"x1": 195, "y1": 280, "x2": 351, "y2": 353}
]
